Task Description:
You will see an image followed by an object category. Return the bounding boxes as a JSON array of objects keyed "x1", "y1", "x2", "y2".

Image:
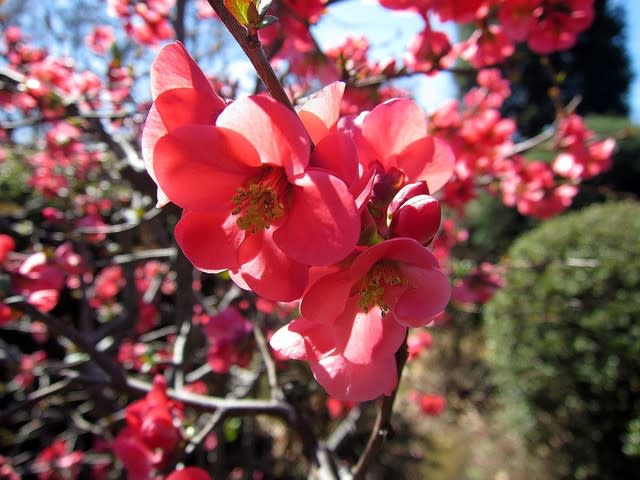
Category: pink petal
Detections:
[
  {"x1": 297, "y1": 81, "x2": 345, "y2": 144},
  {"x1": 394, "y1": 265, "x2": 451, "y2": 327},
  {"x1": 300, "y1": 270, "x2": 354, "y2": 325},
  {"x1": 273, "y1": 169, "x2": 359, "y2": 266},
  {"x1": 27, "y1": 289, "x2": 59, "y2": 313},
  {"x1": 237, "y1": 230, "x2": 309, "y2": 302},
  {"x1": 334, "y1": 297, "x2": 407, "y2": 364},
  {"x1": 350, "y1": 238, "x2": 440, "y2": 280},
  {"x1": 269, "y1": 320, "x2": 309, "y2": 360},
  {"x1": 397, "y1": 137, "x2": 454, "y2": 193},
  {"x1": 310, "y1": 132, "x2": 358, "y2": 186},
  {"x1": 151, "y1": 42, "x2": 224, "y2": 109},
  {"x1": 362, "y1": 98, "x2": 428, "y2": 166},
  {"x1": 312, "y1": 353, "x2": 398, "y2": 401},
  {"x1": 174, "y1": 210, "x2": 243, "y2": 272},
  {"x1": 216, "y1": 95, "x2": 310, "y2": 178},
  {"x1": 154, "y1": 87, "x2": 225, "y2": 133},
  {"x1": 166, "y1": 467, "x2": 211, "y2": 480},
  {"x1": 153, "y1": 125, "x2": 259, "y2": 211},
  {"x1": 140, "y1": 104, "x2": 170, "y2": 207}
]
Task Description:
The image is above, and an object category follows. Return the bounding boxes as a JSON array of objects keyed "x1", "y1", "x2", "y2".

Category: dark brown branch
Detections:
[
  {"x1": 0, "y1": 379, "x2": 73, "y2": 423},
  {"x1": 205, "y1": 0, "x2": 296, "y2": 113},
  {"x1": 253, "y1": 319, "x2": 284, "y2": 401},
  {"x1": 5, "y1": 297, "x2": 128, "y2": 388}
]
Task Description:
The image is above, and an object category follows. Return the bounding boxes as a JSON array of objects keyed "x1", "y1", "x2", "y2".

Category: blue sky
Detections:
[
  {"x1": 314, "y1": 0, "x2": 640, "y2": 123},
  {"x1": 619, "y1": 0, "x2": 640, "y2": 123}
]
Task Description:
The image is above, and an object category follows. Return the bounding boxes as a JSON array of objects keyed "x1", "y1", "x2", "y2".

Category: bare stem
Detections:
[
  {"x1": 205, "y1": 0, "x2": 296, "y2": 112},
  {"x1": 4, "y1": 297, "x2": 128, "y2": 388}
]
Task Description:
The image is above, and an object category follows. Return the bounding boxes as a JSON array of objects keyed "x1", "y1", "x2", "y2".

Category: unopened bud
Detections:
[
  {"x1": 387, "y1": 181, "x2": 430, "y2": 218},
  {"x1": 388, "y1": 194, "x2": 441, "y2": 245}
]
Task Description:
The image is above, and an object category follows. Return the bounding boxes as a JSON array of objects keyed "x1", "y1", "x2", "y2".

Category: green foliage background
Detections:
[{"x1": 484, "y1": 201, "x2": 640, "y2": 479}]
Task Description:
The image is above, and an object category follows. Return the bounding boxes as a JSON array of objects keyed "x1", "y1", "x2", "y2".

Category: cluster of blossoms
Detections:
[
  {"x1": 0, "y1": 236, "x2": 85, "y2": 319},
  {"x1": 111, "y1": 377, "x2": 214, "y2": 479},
  {"x1": 427, "y1": 67, "x2": 614, "y2": 219},
  {"x1": 195, "y1": 306, "x2": 254, "y2": 374},
  {"x1": 381, "y1": 0, "x2": 595, "y2": 66},
  {"x1": 1, "y1": 27, "x2": 132, "y2": 119},
  {"x1": 112, "y1": 376, "x2": 184, "y2": 479},
  {"x1": 143, "y1": 42, "x2": 453, "y2": 401},
  {"x1": 107, "y1": 0, "x2": 175, "y2": 45}
]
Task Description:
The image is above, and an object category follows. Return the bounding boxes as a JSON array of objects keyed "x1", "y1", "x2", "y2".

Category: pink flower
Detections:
[
  {"x1": 144, "y1": 43, "x2": 359, "y2": 301},
  {"x1": 167, "y1": 467, "x2": 212, "y2": 480},
  {"x1": 527, "y1": 0, "x2": 594, "y2": 54},
  {"x1": 270, "y1": 238, "x2": 450, "y2": 401},
  {"x1": 407, "y1": 329, "x2": 433, "y2": 361},
  {"x1": 201, "y1": 306, "x2": 254, "y2": 373},
  {"x1": 350, "y1": 97, "x2": 454, "y2": 195},
  {"x1": 409, "y1": 391, "x2": 447, "y2": 415},
  {"x1": 112, "y1": 376, "x2": 183, "y2": 479},
  {"x1": 0, "y1": 234, "x2": 15, "y2": 263},
  {"x1": 34, "y1": 439, "x2": 83, "y2": 480},
  {"x1": 85, "y1": 26, "x2": 115, "y2": 54}
]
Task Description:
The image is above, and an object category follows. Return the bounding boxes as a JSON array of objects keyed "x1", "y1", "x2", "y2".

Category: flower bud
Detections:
[
  {"x1": 387, "y1": 181, "x2": 430, "y2": 218},
  {"x1": 388, "y1": 194, "x2": 441, "y2": 245},
  {"x1": 140, "y1": 408, "x2": 179, "y2": 451}
]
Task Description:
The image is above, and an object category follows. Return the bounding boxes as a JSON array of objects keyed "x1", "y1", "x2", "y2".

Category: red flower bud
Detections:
[
  {"x1": 140, "y1": 408, "x2": 179, "y2": 451},
  {"x1": 389, "y1": 194, "x2": 441, "y2": 245},
  {"x1": 387, "y1": 181, "x2": 430, "y2": 218}
]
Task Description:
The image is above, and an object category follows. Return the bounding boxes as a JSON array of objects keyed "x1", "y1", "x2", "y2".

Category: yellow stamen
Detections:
[
  {"x1": 231, "y1": 168, "x2": 287, "y2": 234},
  {"x1": 359, "y1": 261, "x2": 407, "y2": 314}
]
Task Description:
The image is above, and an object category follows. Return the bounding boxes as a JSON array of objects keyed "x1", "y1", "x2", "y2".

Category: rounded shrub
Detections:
[{"x1": 484, "y1": 201, "x2": 640, "y2": 480}]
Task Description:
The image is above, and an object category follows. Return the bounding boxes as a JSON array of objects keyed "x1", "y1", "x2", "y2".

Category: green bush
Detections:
[{"x1": 484, "y1": 201, "x2": 640, "y2": 480}]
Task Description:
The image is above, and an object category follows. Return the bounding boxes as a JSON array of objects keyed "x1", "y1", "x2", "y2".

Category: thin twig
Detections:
[
  {"x1": 326, "y1": 406, "x2": 362, "y2": 452},
  {"x1": 4, "y1": 297, "x2": 128, "y2": 388},
  {"x1": 205, "y1": 0, "x2": 296, "y2": 113},
  {"x1": 253, "y1": 319, "x2": 284, "y2": 401},
  {"x1": 0, "y1": 379, "x2": 73, "y2": 423}
]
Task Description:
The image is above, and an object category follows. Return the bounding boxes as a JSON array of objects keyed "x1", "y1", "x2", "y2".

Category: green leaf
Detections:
[
  {"x1": 223, "y1": 417, "x2": 242, "y2": 442},
  {"x1": 256, "y1": 14, "x2": 278, "y2": 30},
  {"x1": 224, "y1": 0, "x2": 253, "y2": 26}
]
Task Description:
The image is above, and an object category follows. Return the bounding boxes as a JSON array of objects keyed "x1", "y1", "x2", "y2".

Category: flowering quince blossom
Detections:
[
  {"x1": 166, "y1": 467, "x2": 212, "y2": 480},
  {"x1": 112, "y1": 376, "x2": 183, "y2": 479},
  {"x1": 143, "y1": 42, "x2": 359, "y2": 301},
  {"x1": 270, "y1": 238, "x2": 451, "y2": 401}
]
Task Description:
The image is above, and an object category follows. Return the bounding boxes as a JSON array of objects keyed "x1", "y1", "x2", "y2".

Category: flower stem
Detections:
[{"x1": 205, "y1": 1, "x2": 296, "y2": 113}]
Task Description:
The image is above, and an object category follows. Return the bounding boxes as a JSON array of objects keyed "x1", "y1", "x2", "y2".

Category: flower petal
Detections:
[
  {"x1": 154, "y1": 87, "x2": 225, "y2": 133},
  {"x1": 140, "y1": 104, "x2": 170, "y2": 207},
  {"x1": 151, "y1": 42, "x2": 224, "y2": 107},
  {"x1": 273, "y1": 169, "x2": 359, "y2": 266},
  {"x1": 334, "y1": 297, "x2": 407, "y2": 364},
  {"x1": 174, "y1": 210, "x2": 243, "y2": 272},
  {"x1": 350, "y1": 237, "x2": 440, "y2": 280},
  {"x1": 216, "y1": 95, "x2": 310, "y2": 177},
  {"x1": 300, "y1": 270, "x2": 353, "y2": 325},
  {"x1": 270, "y1": 319, "x2": 310, "y2": 360},
  {"x1": 310, "y1": 131, "x2": 358, "y2": 186},
  {"x1": 362, "y1": 98, "x2": 427, "y2": 166},
  {"x1": 237, "y1": 230, "x2": 309, "y2": 302},
  {"x1": 297, "y1": 81, "x2": 345, "y2": 144},
  {"x1": 394, "y1": 265, "x2": 451, "y2": 327},
  {"x1": 153, "y1": 125, "x2": 259, "y2": 211},
  {"x1": 312, "y1": 353, "x2": 398, "y2": 401},
  {"x1": 397, "y1": 137, "x2": 454, "y2": 193}
]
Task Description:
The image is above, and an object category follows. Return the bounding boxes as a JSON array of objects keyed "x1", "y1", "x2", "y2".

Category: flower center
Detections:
[
  {"x1": 359, "y1": 261, "x2": 407, "y2": 315},
  {"x1": 231, "y1": 168, "x2": 288, "y2": 234}
]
